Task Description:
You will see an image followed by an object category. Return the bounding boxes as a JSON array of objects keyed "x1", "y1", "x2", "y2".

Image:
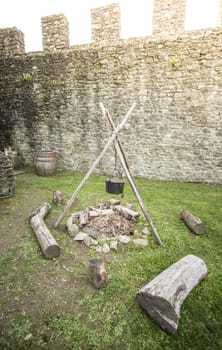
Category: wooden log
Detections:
[
  {"x1": 89, "y1": 207, "x2": 114, "y2": 217},
  {"x1": 180, "y1": 210, "x2": 205, "y2": 235},
  {"x1": 29, "y1": 202, "x2": 60, "y2": 259},
  {"x1": 88, "y1": 210, "x2": 101, "y2": 218},
  {"x1": 88, "y1": 258, "x2": 108, "y2": 288},
  {"x1": 114, "y1": 205, "x2": 140, "y2": 219},
  {"x1": 136, "y1": 254, "x2": 208, "y2": 334},
  {"x1": 54, "y1": 102, "x2": 137, "y2": 228}
]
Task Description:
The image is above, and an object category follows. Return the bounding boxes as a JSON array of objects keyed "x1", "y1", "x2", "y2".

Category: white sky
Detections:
[{"x1": 0, "y1": 0, "x2": 220, "y2": 52}]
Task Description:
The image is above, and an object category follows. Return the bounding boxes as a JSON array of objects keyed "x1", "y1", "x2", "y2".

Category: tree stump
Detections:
[
  {"x1": 52, "y1": 190, "x2": 63, "y2": 204},
  {"x1": 88, "y1": 258, "x2": 108, "y2": 289},
  {"x1": 29, "y1": 202, "x2": 60, "y2": 259},
  {"x1": 136, "y1": 255, "x2": 208, "y2": 334},
  {"x1": 180, "y1": 210, "x2": 205, "y2": 235}
]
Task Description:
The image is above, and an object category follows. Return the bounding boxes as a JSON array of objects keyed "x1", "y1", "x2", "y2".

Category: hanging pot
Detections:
[{"x1": 105, "y1": 178, "x2": 124, "y2": 195}]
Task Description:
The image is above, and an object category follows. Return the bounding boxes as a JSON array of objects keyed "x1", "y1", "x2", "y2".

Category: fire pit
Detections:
[
  {"x1": 66, "y1": 199, "x2": 150, "y2": 253},
  {"x1": 88, "y1": 213, "x2": 135, "y2": 237}
]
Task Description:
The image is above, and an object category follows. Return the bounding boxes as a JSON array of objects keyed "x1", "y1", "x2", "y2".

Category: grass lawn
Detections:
[{"x1": 0, "y1": 171, "x2": 221, "y2": 349}]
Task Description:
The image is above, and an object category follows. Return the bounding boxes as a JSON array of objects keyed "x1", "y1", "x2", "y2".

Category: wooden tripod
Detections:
[
  {"x1": 54, "y1": 103, "x2": 163, "y2": 246},
  {"x1": 100, "y1": 103, "x2": 162, "y2": 246}
]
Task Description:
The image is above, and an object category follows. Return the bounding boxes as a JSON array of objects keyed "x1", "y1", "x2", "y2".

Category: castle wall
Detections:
[
  {"x1": 152, "y1": 0, "x2": 186, "y2": 37},
  {"x1": 91, "y1": 3, "x2": 121, "y2": 43},
  {"x1": 0, "y1": 27, "x2": 24, "y2": 56},
  {"x1": 42, "y1": 14, "x2": 70, "y2": 52},
  {"x1": 0, "y1": 1, "x2": 221, "y2": 184}
]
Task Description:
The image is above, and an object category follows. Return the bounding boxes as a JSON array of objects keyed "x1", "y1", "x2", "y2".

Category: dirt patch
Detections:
[
  {"x1": 0, "y1": 174, "x2": 94, "y2": 342},
  {"x1": 0, "y1": 188, "x2": 45, "y2": 253}
]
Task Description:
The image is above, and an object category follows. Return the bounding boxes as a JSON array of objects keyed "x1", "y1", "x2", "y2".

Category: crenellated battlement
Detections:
[
  {"x1": 0, "y1": 27, "x2": 25, "y2": 56},
  {"x1": 1, "y1": 1, "x2": 222, "y2": 54},
  {"x1": 152, "y1": 0, "x2": 186, "y2": 37},
  {"x1": 91, "y1": 3, "x2": 121, "y2": 43},
  {"x1": 41, "y1": 13, "x2": 70, "y2": 52}
]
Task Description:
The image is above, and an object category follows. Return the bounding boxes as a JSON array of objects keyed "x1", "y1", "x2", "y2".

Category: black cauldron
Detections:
[{"x1": 105, "y1": 178, "x2": 124, "y2": 194}]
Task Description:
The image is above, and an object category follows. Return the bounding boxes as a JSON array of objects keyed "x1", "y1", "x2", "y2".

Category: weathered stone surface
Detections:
[
  {"x1": 42, "y1": 14, "x2": 69, "y2": 52},
  {"x1": 110, "y1": 240, "x2": 118, "y2": 251},
  {"x1": 96, "y1": 246, "x2": 102, "y2": 253},
  {"x1": 91, "y1": 3, "x2": 121, "y2": 44},
  {"x1": 0, "y1": 2, "x2": 221, "y2": 184},
  {"x1": 118, "y1": 235, "x2": 131, "y2": 244},
  {"x1": 102, "y1": 243, "x2": 110, "y2": 253},
  {"x1": 133, "y1": 238, "x2": 148, "y2": 246},
  {"x1": 74, "y1": 232, "x2": 89, "y2": 241},
  {"x1": 66, "y1": 217, "x2": 79, "y2": 237},
  {"x1": 84, "y1": 236, "x2": 98, "y2": 247},
  {"x1": 153, "y1": 0, "x2": 186, "y2": 37},
  {"x1": 82, "y1": 226, "x2": 100, "y2": 239},
  {"x1": 0, "y1": 27, "x2": 24, "y2": 57}
]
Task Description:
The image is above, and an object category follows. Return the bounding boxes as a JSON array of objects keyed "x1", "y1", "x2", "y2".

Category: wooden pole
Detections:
[
  {"x1": 114, "y1": 144, "x2": 162, "y2": 245},
  {"x1": 54, "y1": 102, "x2": 137, "y2": 228},
  {"x1": 100, "y1": 103, "x2": 163, "y2": 246}
]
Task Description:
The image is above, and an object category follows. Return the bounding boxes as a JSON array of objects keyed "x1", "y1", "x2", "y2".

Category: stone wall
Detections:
[
  {"x1": 0, "y1": 27, "x2": 24, "y2": 57},
  {"x1": 91, "y1": 3, "x2": 121, "y2": 43},
  {"x1": 42, "y1": 14, "x2": 70, "y2": 52},
  {"x1": 0, "y1": 1, "x2": 221, "y2": 184},
  {"x1": 152, "y1": 0, "x2": 186, "y2": 37}
]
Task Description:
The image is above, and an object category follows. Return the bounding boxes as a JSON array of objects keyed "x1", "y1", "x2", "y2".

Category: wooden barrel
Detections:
[{"x1": 35, "y1": 151, "x2": 56, "y2": 176}]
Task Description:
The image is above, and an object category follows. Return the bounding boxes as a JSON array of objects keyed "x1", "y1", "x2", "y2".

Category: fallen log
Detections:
[
  {"x1": 136, "y1": 254, "x2": 208, "y2": 334},
  {"x1": 180, "y1": 210, "x2": 205, "y2": 235},
  {"x1": 29, "y1": 202, "x2": 60, "y2": 259}
]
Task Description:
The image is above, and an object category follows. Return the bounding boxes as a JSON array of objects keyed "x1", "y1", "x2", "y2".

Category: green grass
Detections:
[{"x1": 0, "y1": 171, "x2": 221, "y2": 349}]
